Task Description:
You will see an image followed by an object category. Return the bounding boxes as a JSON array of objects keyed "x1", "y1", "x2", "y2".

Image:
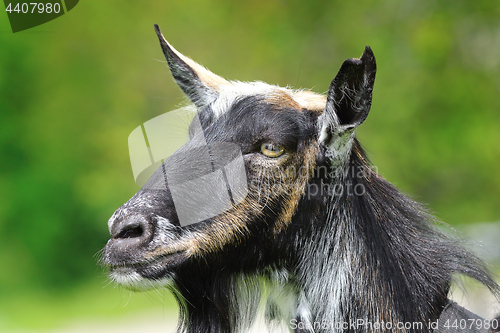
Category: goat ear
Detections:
[
  {"x1": 319, "y1": 46, "x2": 376, "y2": 145},
  {"x1": 154, "y1": 24, "x2": 229, "y2": 108}
]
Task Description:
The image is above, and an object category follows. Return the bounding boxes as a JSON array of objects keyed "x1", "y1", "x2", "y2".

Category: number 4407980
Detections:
[{"x1": 5, "y1": 3, "x2": 61, "y2": 14}]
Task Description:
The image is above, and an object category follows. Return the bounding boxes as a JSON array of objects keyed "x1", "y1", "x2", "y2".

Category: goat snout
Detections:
[{"x1": 103, "y1": 212, "x2": 156, "y2": 267}]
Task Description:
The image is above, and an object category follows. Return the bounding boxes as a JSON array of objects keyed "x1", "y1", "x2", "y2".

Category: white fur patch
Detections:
[
  {"x1": 210, "y1": 81, "x2": 326, "y2": 119},
  {"x1": 229, "y1": 269, "x2": 308, "y2": 333},
  {"x1": 210, "y1": 81, "x2": 281, "y2": 118},
  {"x1": 110, "y1": 267, "x2": 174, "y2": 291}
]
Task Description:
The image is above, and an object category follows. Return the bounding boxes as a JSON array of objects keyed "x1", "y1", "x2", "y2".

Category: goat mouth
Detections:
[{"x1": 107, "y1": 250, "x2": 187, "y2": 282}]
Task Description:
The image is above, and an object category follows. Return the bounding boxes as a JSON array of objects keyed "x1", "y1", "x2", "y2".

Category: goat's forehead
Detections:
[{"x1": 210, "y1": 81, "x2": 326, "y2": 118}]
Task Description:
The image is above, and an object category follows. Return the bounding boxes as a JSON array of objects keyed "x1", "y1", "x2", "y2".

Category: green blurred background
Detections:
[{"x1": 1, "y1": 0, "x2": 499, "y2": 331}]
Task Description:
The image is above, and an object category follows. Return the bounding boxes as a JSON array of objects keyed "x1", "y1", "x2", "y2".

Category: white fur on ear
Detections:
[{"x1": 318, "y1": 46, "x2": 376, "y2": 163}]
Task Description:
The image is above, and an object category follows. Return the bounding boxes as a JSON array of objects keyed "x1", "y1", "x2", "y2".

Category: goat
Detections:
[{"x1": 102, "y1": 24, "x2": 500, "y2": 333}]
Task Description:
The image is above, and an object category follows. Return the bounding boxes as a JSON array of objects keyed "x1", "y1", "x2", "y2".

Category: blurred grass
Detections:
[
  {"x1": 1, "y1": 0, "x2": 499, "y2": 330},
  {"x1": 0, "y1": 275, "x2": 177, "y2": 331}
]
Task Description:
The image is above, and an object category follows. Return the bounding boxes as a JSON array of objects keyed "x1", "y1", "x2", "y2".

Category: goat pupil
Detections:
[{"x1": 264, "y1": 143, "x2": 278, "y2": 152}]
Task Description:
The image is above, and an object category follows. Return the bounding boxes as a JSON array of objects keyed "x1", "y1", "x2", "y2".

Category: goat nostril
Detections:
[
  {"x1": 110, "y1": 216, "x2": 149, "y2": 241},
  {"x1": 116, "y1": 224, "x2": 143, "y2": 239}
]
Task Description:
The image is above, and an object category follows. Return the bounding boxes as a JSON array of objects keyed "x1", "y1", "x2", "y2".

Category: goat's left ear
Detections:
[
  {"x1": 154, "y1": 24, "x2": 229, "y2": 109},
  {"x1": 319, "y1": 47, "x2": 376, "y2": 146}
]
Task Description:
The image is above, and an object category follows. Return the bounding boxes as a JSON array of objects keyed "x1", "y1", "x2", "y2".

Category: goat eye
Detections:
[{"x1": 260, "y1": 142, "x2": 285, "y2": 158}]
